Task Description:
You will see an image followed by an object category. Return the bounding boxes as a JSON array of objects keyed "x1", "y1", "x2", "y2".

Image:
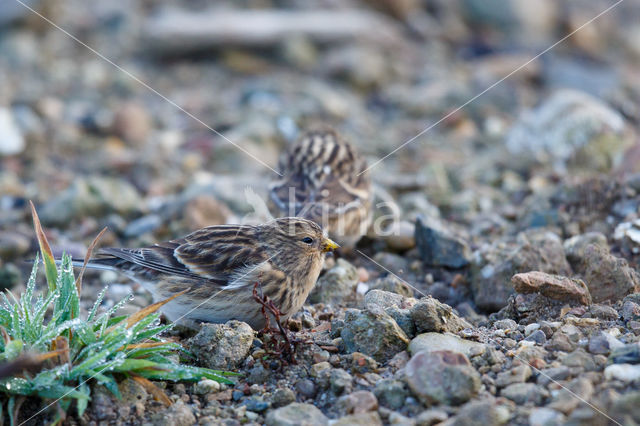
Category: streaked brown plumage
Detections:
[
  {"x1": 269, "y1": 128, "x2": 372, "y2": 247},
  {"x1": 78, "y1": 218, "x2": 338, "y2": 329}
]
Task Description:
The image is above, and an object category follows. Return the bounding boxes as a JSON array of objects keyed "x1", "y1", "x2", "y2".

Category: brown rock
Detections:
[
  {"x1": 579, "y1": 244, "x2": 640, "y2": 303},
  {"x1": 113, "y1": 101, "x2": 152, "y2": 145},
  {"x1": 184, "y1": 195, "x2": 231, "y2": 229},
  {"x1": 511, "y1": 271, "x2": 591, "y2": 306},
  {"x1": 337, "y1": 390, "x2": 378, "y2": 414}
]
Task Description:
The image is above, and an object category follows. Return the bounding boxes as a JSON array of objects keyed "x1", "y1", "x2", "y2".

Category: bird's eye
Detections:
[{"x1": 302, "y1": 237, "x2": 314, "y2": 244}]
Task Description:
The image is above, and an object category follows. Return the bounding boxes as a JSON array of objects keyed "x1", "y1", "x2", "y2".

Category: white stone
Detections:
[
  {"x1": 604, "y1": 364, "x2": 640, "y2": 383},
  {"x1": 0, "y1": 108, "x2": 25, "y2": 155}
]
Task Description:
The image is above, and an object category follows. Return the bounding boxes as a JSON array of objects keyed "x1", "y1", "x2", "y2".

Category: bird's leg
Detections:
[
  {"x1": 252, "y1": 281, "x2": 272, "y2": 332},
  {"x1": 251, "y1": 282, "x2": 297, "y2": 363}
]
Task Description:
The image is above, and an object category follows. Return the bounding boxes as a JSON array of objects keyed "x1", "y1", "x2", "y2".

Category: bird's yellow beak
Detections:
[{"x1": 322, "y1": 238, "x2": 340, "y2": 252}]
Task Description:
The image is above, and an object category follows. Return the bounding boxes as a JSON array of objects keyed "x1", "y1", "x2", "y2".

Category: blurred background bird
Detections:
[
  {"x1": 72, "y1": 217, "x2": 338, "y2": 329},
  {"x1": 269, "y1": 127, "x2": 372, "y2": 248}
]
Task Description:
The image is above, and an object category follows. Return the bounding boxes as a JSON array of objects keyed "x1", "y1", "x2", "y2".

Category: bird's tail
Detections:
[{"x1": 55, "y1": 258, "x2": 120, "y2": 272}]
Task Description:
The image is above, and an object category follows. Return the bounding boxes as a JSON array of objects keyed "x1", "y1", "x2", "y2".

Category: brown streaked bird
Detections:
[
  {"x1": 76, "y1": 218, "x2": 338, "y2": 329},
  {"x1": 269, "y1": 128, "x2": 372, "y2": 247}
]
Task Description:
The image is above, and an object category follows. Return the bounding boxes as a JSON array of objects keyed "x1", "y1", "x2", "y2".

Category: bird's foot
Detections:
[{"x1": 252, "y1": 282, "x2": 298, "y2": 364}]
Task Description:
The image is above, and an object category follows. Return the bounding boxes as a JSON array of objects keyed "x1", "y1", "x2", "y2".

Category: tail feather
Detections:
[{"x1": 54, "y1": 258, "x2": 120, "y2": 273}]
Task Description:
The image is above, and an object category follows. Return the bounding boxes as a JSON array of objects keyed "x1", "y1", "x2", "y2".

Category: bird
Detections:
[
  {"x1": 269, "y1": 127, "x2": 372, "y2": 248},
  {"x1": 75, "y1": 217, "x2": 338, "y2": 330}
]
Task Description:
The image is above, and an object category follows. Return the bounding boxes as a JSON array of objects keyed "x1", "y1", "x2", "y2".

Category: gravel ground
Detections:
[{"x1": 2, "y1": 0, "x2": 640, "y2": 425}]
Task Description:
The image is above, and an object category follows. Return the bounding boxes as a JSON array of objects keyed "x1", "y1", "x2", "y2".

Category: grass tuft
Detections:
[{"x1": 0, "y1": 206, "x2": 237, "y2": 425}]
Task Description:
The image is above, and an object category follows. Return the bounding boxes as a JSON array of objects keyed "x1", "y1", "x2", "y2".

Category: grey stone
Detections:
[
  {"x1": 445, "y1": 400, "x2": 510, "y2": 426},
  {"x1": 373, "y1": 379, "x2": 408, "y2": 410},
  {"x1": 247, "y1": 363, "x2": 270, "y2": 384},
  {"x1": 367, "y1": 275, "x2": 414, "y2": 298},
  {"x1": 152, "y1": 401, "x2": 196, "y2": 426},
  {"x1": 331, "y1": 411, "x2": 382, "y2": 426},
  {"x1": 525, "y1": 329, "x2": 547, "y2": 345},
  {"x1": 0, "y1": 231, "x2": 31, "y2": 260},
  {"x1": 364, "y1": 289, "x2": 413, "y2": 311},
  {"x1": 588, "y1": 330, "x2": 623, "y2": 355},
  {"x1": 536, "y1": 366, "x2": 571, "y2": 386},
  {"x1": 588, "y1": 304, "x2": 619, "y2": 320},
  {"x1": 123, "y1": 214, "x2": 163, "y2": 238},
  {"x1": 404, "y1": 350, "x2": 481, "y2": 406},
  {"x1": 611, "y1": 391, "x2": 640, "y2": 424},
  {"x1": 546, "y1": 331, "x2": 576, "y2": 352},
  {"x1": 271, "y1": 388, "x2": 296, "y2": 408},
  {"x1": 495, "y1": 364, "x2": 532, "y2": 387},
  {"x1": 329, "y1": 369, "x2": 353, "y2": 395},
  {"x1": 409, "y1": 332, "x2": 486, "y2": 357},
  {"x1": 265, "y1": 402, "x2": 329, "y2": 426},
  {"x1": 500, "y1": 383, "x2": 548, "y2": 405},
  {"x1": 505, "y1": 89, "x2": 632, "y2": 172},
  {"x1": 564, "y1": 232, "x2": 608, "y2": 268},
  {"x1": 494, "y1": 319, "x2": 517, "y2": 330},
  {"x1": 561, "y1": 348, "x2": 597, "y2": 371},
  {"x1": 372, "y1": 252, "x2": 410, "y2": 275},
  {"x1": 40, "y1": 176, "x2": 141, "y2": 225},
  {"x1": 341, "y1": 307, "x2": 409, "y2": 362},
  {"x1": 529, "y1": 408, "x2": 566, "y2": 426},
  {"x1": 364, "y1": 290, "x2": 416, "y2": 337},
  {"x1": 308, "y1": 258, "x2": 358, "y2": 305},
  {"x1": 415, "y1": 408, "x2": 448, "y2": 426},
  {"x1": 186, "y1": 321, "x2": 254, "y2": 370},
  {"x1": 295, "y1": 379, "x2": 317, "y2": 399},
  {"x1": 415, "y1": 215, "x2": 471, "y2": 268},
  {"x1": 409, "y1": 296, "x2": 471, "y2": 334},
  {"x1": 471, "y1": 230, "x2": 571, "y2": 311},
  {"x1": 547, "y1": 378, "x2": 594, "y2": 414},
  {"x1": 621, "y1": 301, "x2": 640, "y2": 322}
]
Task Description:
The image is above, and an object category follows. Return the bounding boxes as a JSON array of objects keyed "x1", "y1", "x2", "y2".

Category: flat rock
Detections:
[
  {"x1": 409, "y1": 332, "x2": 486, "y2": 357},
  {"x1": 404, "y1": 350, "x2": 481, "y2": 406},
  {"x1": 511, "y1": 271, "x2": 591, "y2": 305},
  {"x1": 143, "y1": 8, "x2": 401, "y2": 53}
]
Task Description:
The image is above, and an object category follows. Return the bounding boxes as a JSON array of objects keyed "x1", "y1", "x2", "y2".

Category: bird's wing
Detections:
[
  {"x1": 98, "y1": 225, "x2": 268, "y2": 288},
  {"x1": 174, "y1": 225, "x2": 269, "y2": 280}
]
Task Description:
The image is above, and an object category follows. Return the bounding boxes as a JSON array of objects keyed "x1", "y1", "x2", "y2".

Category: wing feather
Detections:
[{"x1": 97, "y1": 225, "x2": 268, "y2": 288}]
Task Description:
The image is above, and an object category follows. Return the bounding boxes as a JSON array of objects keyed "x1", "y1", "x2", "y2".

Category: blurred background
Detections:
[{"x1": 1, "y1": 0, "x2": 639, "y2": 312}]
